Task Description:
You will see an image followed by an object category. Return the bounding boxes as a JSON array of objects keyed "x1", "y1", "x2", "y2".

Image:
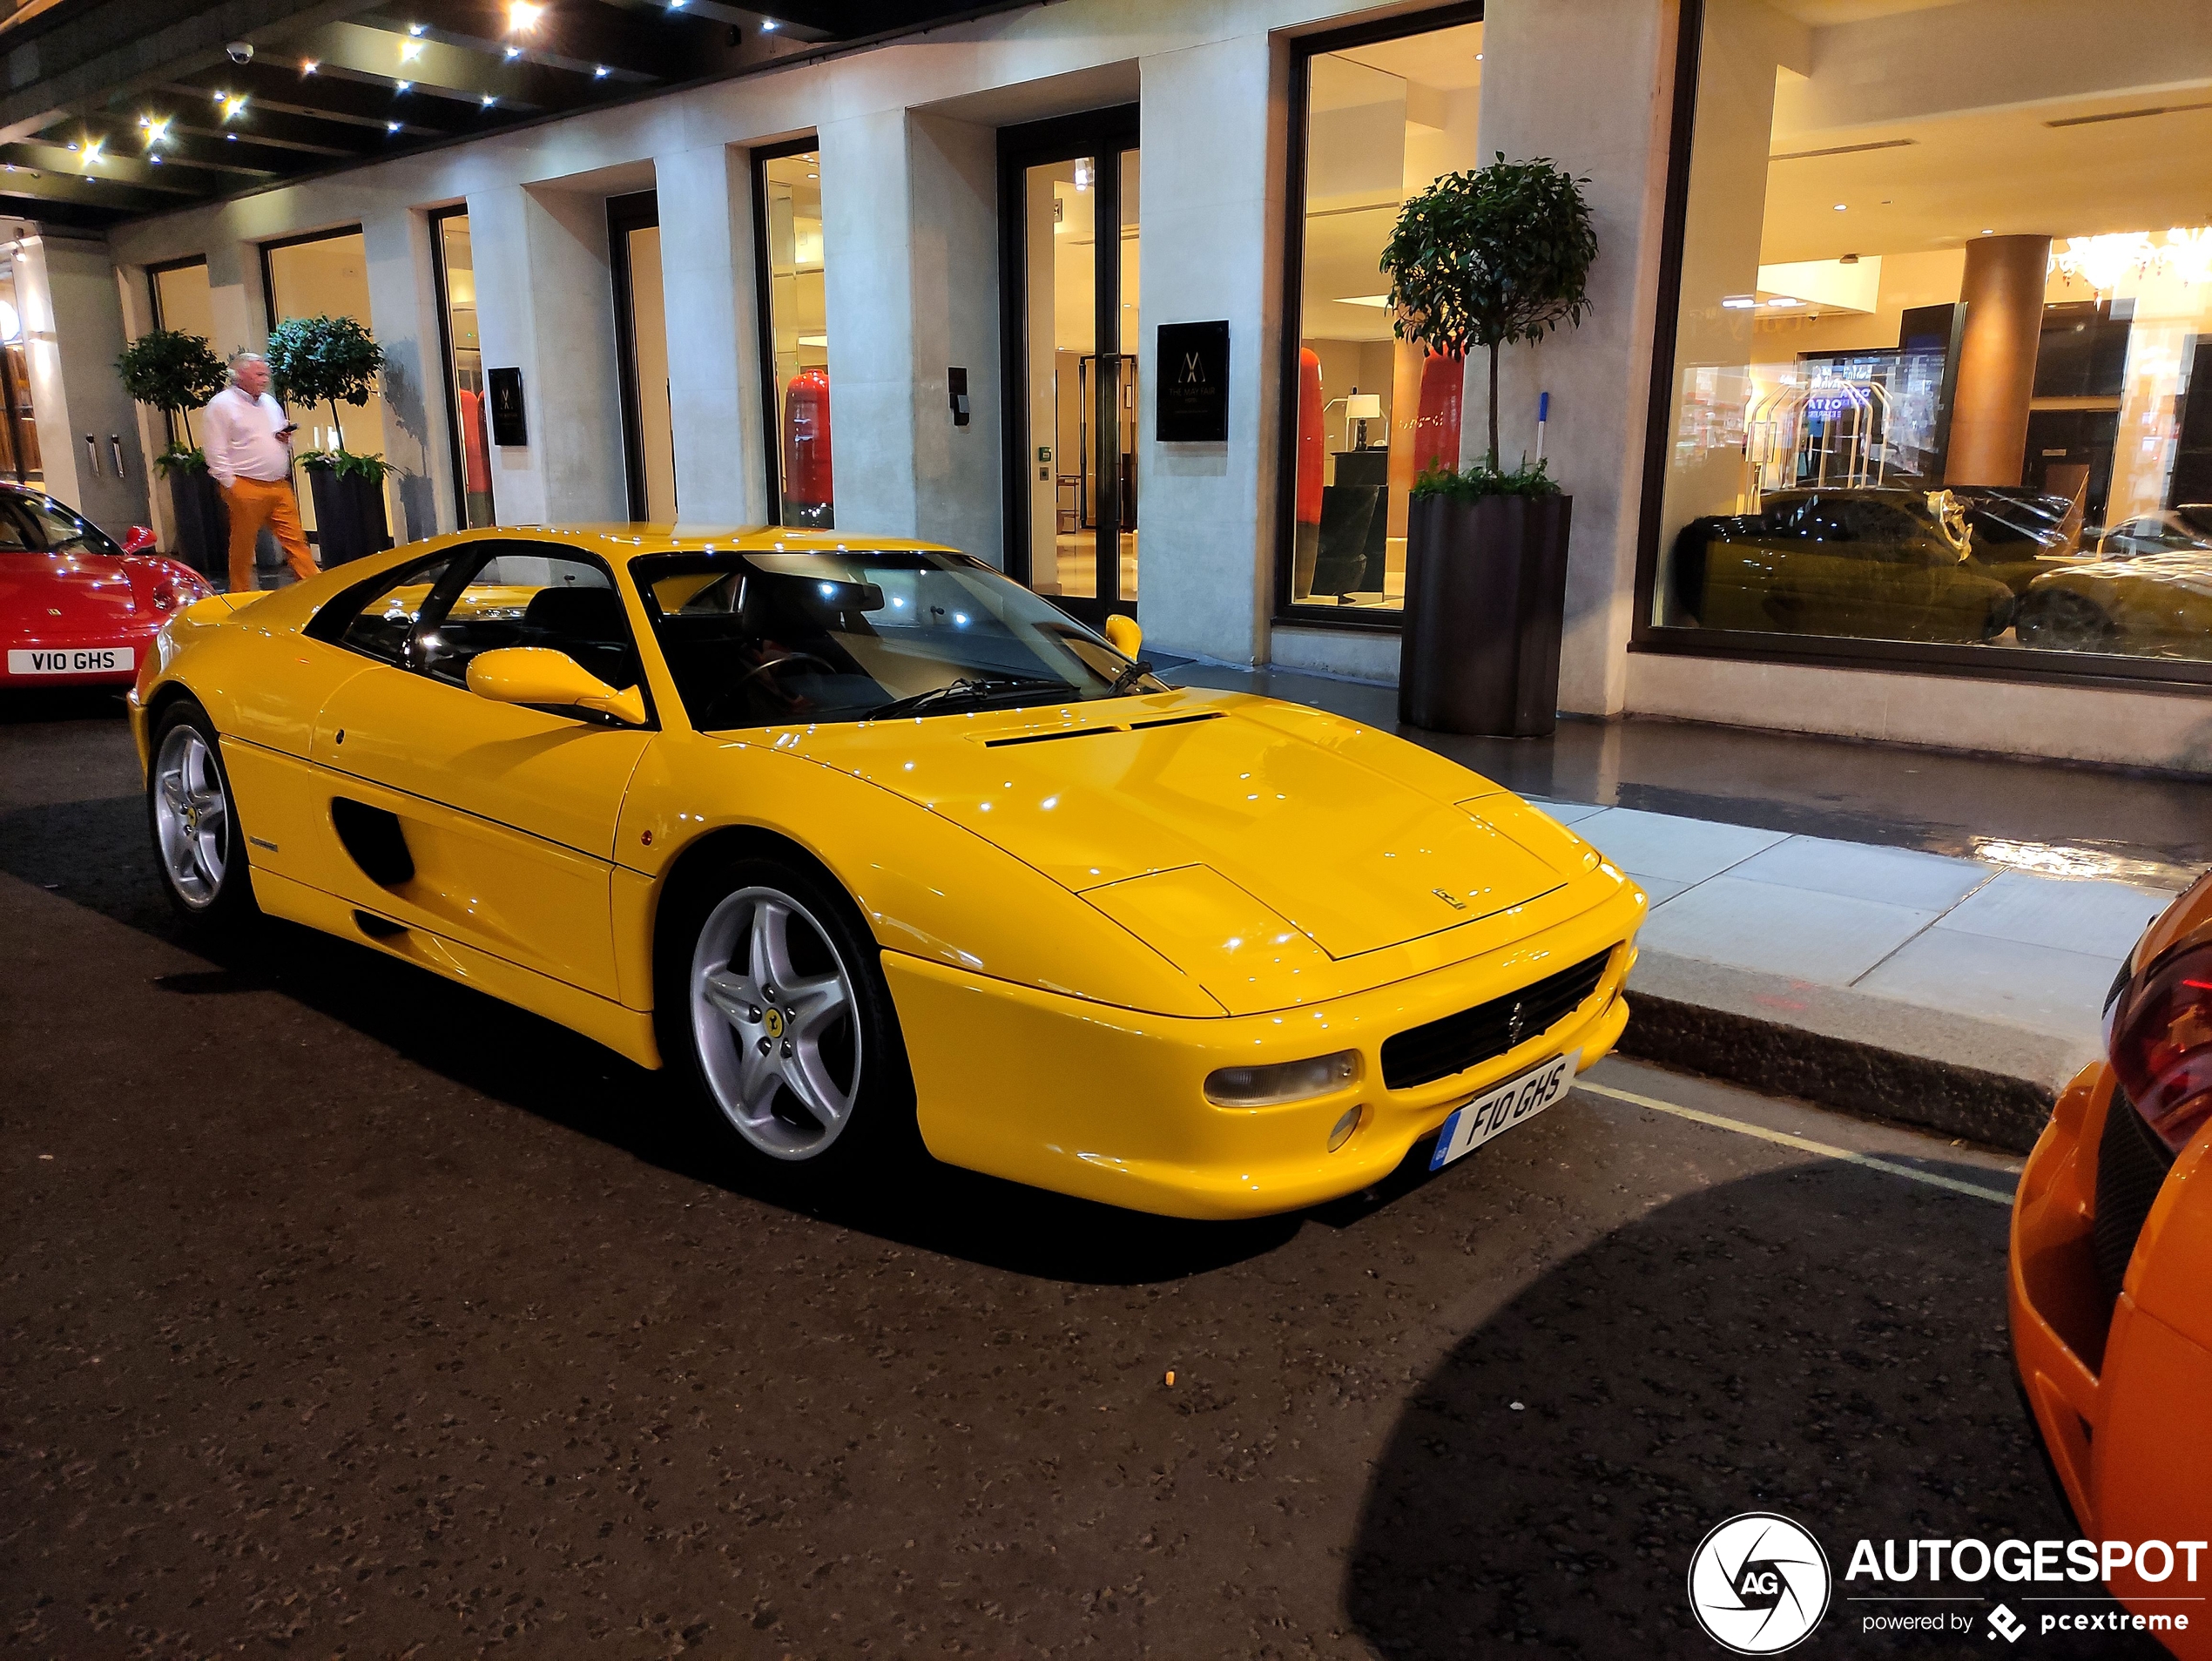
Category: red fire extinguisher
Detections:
[{"x1": 783, "y1": 366, "x2": 833, "y2": 524}]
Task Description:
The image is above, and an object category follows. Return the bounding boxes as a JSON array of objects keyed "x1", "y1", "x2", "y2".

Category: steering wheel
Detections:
[{"x1": 730, "y1": 651, "x2": 840, "y2": 692}]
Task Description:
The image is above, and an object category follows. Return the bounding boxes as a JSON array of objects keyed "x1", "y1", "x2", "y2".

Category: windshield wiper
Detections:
[
  {"x1": 1109, "y1": 658, "x2": 1156, "y2": 697},
  {"x1": 862, "y1": 675, "x2": 1070, "y2": 719}
]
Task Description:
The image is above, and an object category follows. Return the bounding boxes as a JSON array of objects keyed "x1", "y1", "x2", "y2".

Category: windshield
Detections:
[{"x1": 633, "y1": 548, "x2": 1161, "y2": 729}]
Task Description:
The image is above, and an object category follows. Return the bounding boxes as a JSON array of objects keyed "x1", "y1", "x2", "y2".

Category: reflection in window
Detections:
[
  {"x1": 434, "y1": 213, "x2": 496, "y2": 530},
  {"x1": 1286, "y1": 20, "x2": 1484, "y2": 613},
  {"x1": 150, "y1": 260, "x2": 215, "y2": 452},
  {"x1": 1655, "y1": 0, "x2": 2212, "y2": 663},
  {"x1": 759, "y1": 149, "x2": 832, "y2": 527},
  {"x1": 263, "y1": 229, "x2": 390, "y2": 543},
  {"x1": 0, "y1": 259, "x2": 40, "y2": 483}
]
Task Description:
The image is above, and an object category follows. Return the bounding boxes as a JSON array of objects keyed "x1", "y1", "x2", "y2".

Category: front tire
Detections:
[
  {"x1": 148, "y1": 699, "x2": 259, "y2": 930},
  {"x1": 658, "y1": 854, "x2": 919, "y2": 1180}
]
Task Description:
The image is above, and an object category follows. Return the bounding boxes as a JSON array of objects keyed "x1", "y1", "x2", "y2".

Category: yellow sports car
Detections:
[
  {"x1": 2014, "y1": 507, "x2": 2212, "y2": 658},
  {"x1": 131, "y1": 527, "x2": 1643, "y2": 1219}
]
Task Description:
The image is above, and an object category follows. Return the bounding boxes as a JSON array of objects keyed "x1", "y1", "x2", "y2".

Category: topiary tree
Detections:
[
  {"x1": 115, "y1": 328, "x2": 229, "y2": 463},
  {"x1": 265, "y1": 314, "x2": 384, "y2": 453},
  {"x1": 1381, "y1": 154, "x2": 1597, "y2": 474}
]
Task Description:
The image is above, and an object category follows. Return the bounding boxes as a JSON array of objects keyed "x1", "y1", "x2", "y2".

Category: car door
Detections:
[{"x1": 307, "y1": 540, "x2": 655, "y2": 1000}]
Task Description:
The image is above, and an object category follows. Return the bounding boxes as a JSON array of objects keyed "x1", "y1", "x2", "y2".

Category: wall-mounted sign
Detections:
[
  {"x1": 1156, "y1": 320, "x2": 1230, "y2": 443},
  {"x1": 488, "y1": 367, "x2": 527, "y2": 446}
]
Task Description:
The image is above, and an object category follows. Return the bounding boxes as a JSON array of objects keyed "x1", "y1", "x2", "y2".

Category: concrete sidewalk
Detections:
[
  {"x1": 1168, "y1": 662, "x2": 2199, "y2": 1153},
  {"x1": 1533, "y1": 798, "x2": 2168, "y2": 1150}
]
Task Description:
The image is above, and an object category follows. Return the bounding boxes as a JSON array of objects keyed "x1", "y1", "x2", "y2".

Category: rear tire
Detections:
[
  {"x1": 656, "y1": 852, "x2": 920, "y2": 1185},
  {"x1": 147, "y1": 698, "x2": 259, "y2": 931}
]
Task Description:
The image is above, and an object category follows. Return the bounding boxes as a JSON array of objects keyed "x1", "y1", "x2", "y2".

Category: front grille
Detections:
[
  {"x1": 2093, "y1": 1084, "x2": 2177, "y2": 1307},
  {"x1": 1380, "y1": 949, "x2": 1615, "y2": 1091}
]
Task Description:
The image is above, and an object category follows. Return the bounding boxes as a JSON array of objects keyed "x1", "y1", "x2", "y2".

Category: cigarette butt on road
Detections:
[{"x1": 1165, "y1": 1370, "x2": 1176, "y2": 1387}]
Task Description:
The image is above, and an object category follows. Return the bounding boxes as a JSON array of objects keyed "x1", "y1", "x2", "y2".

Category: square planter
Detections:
[
  {"x1": 165, "y1": 465, "x2": 227, "y2": 577},
  {"x1": 304, "y1": 467, "x2": 391, "y2": 566},
  {"x1": 1398, "y1": 491, "x2": 1574, "y2": 738}
]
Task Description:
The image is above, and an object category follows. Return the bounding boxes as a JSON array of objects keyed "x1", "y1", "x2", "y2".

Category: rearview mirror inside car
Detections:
[{"x1": 465, "y1": 647, "x2": 647, "y2": 726}]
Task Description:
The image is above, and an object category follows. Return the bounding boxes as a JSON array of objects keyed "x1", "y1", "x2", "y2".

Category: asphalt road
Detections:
[{"x1": 1, "y1": 691, "x2": 2159, "y2": 1659}]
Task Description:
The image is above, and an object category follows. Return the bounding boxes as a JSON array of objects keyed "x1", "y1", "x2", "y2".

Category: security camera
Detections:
[{"x1": 225, "y1": 40, "x2": 254, "y2": 64}]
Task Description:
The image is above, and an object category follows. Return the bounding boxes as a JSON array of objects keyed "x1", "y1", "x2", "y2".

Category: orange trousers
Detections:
[{"x1": 220, "y1": 476, "x2": 319, "y2": 593}]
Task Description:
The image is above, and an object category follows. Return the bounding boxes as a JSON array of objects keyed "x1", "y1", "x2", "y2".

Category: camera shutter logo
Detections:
[{"x1": 1686, "y1": 1513, "x2": 1831, "y2": 1654}]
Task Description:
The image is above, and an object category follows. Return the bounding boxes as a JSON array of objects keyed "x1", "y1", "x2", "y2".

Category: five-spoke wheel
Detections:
[
  {"x1": 148, "y1": 701, "x2": 255, "y2": 928},
  {"x1": 690, "y1": 884, "x2": 865, "y2": 1160}
]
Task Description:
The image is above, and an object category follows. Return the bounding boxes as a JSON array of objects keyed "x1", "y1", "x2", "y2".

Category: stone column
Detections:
[
  {"x1": 1945, "y1": 233, "x2": 2050, "y2": 487},
  {"x1": 15, "y1": 233, "x2": 148, "y2": 531},
  {"x1": 657, "y1": 142, "x2": 767, "y2": 528}
]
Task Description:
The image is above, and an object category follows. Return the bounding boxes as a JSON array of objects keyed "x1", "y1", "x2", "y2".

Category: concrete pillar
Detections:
[
  {"x1": 1473, "y1": 0, "x2": 1680, "y2": 718},
  {"x1": 361, "y1": 210, "x2": 446, "y2": 543},
  {"x1": 1946, "y1": 233, "x2": 2050, "y2": 488},
  {"x1": 818, "y1": 108, "x2": 1001, "y2": 557},
  {"x1": 15, "y1": 233, "x2": 151, "y2": 531},
  {"x1": 1136, "y1": 31, "x2": 1281, "y2": 666},
  {"x1": 658, "y1": 142, "x2": 768, "y2": 528},
  {"x1": 467, "y1": 182, "x2": 628, "y2": 527}
]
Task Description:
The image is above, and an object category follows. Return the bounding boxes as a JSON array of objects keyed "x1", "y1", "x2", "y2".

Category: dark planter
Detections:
[
  {"x1": 1398, "y1": 491, "x2": 1573, "y2": 738},
  {"x1": 305, "y1": 467, "x2": 392, "y2": 566},
  {"x1": 165, "y1": 465, "x2": 227, "y2": 577}
]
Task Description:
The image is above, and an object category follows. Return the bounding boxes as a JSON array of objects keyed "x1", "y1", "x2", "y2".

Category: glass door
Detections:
[
  {"x1": 610, "y1": 190, "x2": 676, "y2": 522},
  {"x1": 1001, "y1": 109, "x2": 1138, "y2": 628}
]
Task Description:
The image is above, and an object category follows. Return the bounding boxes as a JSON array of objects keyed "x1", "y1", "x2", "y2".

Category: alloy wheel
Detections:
[
  {"x1": 689, "y1": 885, "x2": 863, "y2": 1160},
  {"x1": 153, "y1": 723, "x2": 229, "y2": 908}
]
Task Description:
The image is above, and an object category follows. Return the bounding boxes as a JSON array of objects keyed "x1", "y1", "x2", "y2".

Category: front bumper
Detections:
[{"x1": 887, "y1": 881, "x2": 1642, "y2": 1219}]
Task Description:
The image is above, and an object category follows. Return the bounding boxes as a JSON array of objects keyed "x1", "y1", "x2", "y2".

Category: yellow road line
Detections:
[{"x1": 1573, "y1": 1077, "x2": 2018, "y2": 1206}]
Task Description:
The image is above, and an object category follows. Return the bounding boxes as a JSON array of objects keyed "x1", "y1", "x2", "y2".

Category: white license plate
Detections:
[
  {"x1": 1428, "y1": 1050, "x2": 1581, "y2": 1171},
  {"x1": 9, "y1": 646, "x2": 133, "y2": 676}
]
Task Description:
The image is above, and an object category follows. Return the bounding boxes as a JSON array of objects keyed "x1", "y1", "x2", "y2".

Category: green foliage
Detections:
[
  {"x1": 1410, "y1": 455, "x2": 1562, "y2": 503},
  {"x1": 1381, "y1": 154, "x2": 1597, "y2": 472},
  {"x1": 116, "y1": 330, "x2": 228, "y2": 415},
  {"x1": 266, "y1": 314, "x2": 384, "y2": 449},
  {"x1": 298, "y1": 448, "x2": 395, "y2": 483},
  {"x1": 152, "y1": 444, "x2": 207, "y2": 478}
]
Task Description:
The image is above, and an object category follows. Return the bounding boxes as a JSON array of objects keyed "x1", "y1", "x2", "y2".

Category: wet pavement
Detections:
[{"x1": 0, "y1": 690, "x2": 2163, "y2": 1658}]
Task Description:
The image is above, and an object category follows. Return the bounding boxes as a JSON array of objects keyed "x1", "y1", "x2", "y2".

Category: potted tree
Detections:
[
  {"x1": 114, "y1": 328, "x2": 231, "y2": 576},
  {"x1": 1382, "y1": 154, "x2": 1597, "y2": 736},
  {"x1": 266, "y1": 314, "x2": 394, "y2": 565}
]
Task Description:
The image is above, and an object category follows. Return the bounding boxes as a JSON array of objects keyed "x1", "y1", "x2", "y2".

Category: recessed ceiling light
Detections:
[
  {"x1": 395, "y1": 80, "x2": 412, "y2": 91},
  {"x1": 1832, "y1": 202, "x2": 1847, "y2": 212},
  {"x1": 387, "y1": 120, "x2": 401, "y2": 132},
  {"x1": 1981, "y1": 228, "x2": 1994, "y2": 234},
  {"x1": 505, "y1": 45, "x2": 522, "y2": 57},
  {"x1": 408, "y1": 20, "x2": 426, "y2": 33},
  {"x1": 761, "y1": 15, "x2": 778, "y2": 27},
  {"x1": 1721, "y1": 294, "x2": 1757, "y2": 309},
  {"x1": 481, "y1": 93, "x2": 497, "y2": 105},
  {"x1": 508, "y1": 0, "x2": 543, "y2": 30},
  {"x1": 400, "y1": 39, "x2": 424, "y2": 61},
  {"x1": 301, "y1": 58, "x2": 318, "y2": 73},
  {"x1": 593, "y1": 63, "x2": 610, "y2": 77}
]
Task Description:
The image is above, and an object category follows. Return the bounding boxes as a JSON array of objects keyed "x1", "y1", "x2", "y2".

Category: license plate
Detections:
[
  {"x1": 8, "y1": 646, "x2": 133, "y2": 676},
  {"x1": 1428, "y1": 1050, "x2": 1581, "y2": 1171}
]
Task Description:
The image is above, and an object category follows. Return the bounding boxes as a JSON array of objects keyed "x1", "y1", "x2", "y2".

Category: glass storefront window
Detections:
[
  {"x1": 261, "y1": 229, "x2": 392, "y2": 544},
  {"x1": 757, "y1": 145, "x2": 832, "y2": 528},
  {"x1": 1653, "y1": 0, "x2": 2212, "y2": 666},
  {"x1": 149, "y1": 259, "x2": 216, "y2": 451},
  {"x1": 432, "y1": 211, "x2": 496, "y2": 529},
  {"x1": 0, "y1": 258, "x2": 39, "y2": 483},
  {"x1": 1282, "y1": 17, "x2": 1485, "y2": 616}
]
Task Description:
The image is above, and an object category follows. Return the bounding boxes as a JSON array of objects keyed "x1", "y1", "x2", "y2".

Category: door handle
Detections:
[{"x1": 110, "y1": 435, "x2": 126, "y2": 479}]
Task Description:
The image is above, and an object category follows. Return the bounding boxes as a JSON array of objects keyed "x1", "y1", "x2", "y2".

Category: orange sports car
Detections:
[{"x1": 2012, "y1": 869, "x2": 2212, "y2": 1656}]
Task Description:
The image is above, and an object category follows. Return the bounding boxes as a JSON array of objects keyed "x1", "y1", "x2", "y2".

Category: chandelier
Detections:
[{"x1": 2049, "y1": 227, "x2": 2212, "y2": 292}]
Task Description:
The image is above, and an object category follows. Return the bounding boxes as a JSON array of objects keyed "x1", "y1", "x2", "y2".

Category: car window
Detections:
[
  {"x1": 415, "y1": 548, "x2": 640, "y2": 693},
  {"x1": 335, "y1": 555, "x2": 458, "y2": 666},
  {"x1": 635, "y1": 547, "x2": 1151, "y2": 730},
  {"x1": 16, "y1": 494, "x2": 118, "y2": 557},
  {"x1": 0, "y1": 501, "x2": 33, "y2": 552}
]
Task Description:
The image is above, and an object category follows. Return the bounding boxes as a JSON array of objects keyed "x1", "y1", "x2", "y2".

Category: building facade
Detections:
[{"x1": 13, "y1": 0, "x2": 2212, "y2": 771}]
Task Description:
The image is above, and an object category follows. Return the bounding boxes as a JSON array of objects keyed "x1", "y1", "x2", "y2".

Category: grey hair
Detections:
[{"x1": 227, "y1": 351, "x2": 266, "y2": 384}]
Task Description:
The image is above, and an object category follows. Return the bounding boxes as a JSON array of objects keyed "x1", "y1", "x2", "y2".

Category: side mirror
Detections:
[
  {"x1": 466, "y1": 646, "x2": 647, "y2": 726},
  {"x1": 120, "y1": 525, "x2": 158, "y2": 555},
  {"x1": 1104, "y1": 614, "x2": 1143, "y2": 658}
]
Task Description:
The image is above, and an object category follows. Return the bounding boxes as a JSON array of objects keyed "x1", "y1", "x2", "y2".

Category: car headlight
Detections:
[{"x1": 1204, "y1": 1050, "x2": 1359, "y2": 1107}]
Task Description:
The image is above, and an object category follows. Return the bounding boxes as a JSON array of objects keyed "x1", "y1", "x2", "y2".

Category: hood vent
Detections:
[{"x1": 982, "y1": 710, "x2": 1226, "y2": 747}]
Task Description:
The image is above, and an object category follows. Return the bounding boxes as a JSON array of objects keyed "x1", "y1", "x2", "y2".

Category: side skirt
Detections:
[{"x1": 249, "y1": 866, "x2": 664, "y2": 1071}]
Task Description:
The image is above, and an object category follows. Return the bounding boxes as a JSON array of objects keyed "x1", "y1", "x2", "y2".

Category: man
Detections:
[{"x1": 202, "y1": 352, "x2": 318, "y2": 593}]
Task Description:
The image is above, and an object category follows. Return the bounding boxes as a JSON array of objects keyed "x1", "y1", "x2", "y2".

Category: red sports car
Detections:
[{"x1": 0, "y1": 483, "x2": 208, "y2": 688}]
